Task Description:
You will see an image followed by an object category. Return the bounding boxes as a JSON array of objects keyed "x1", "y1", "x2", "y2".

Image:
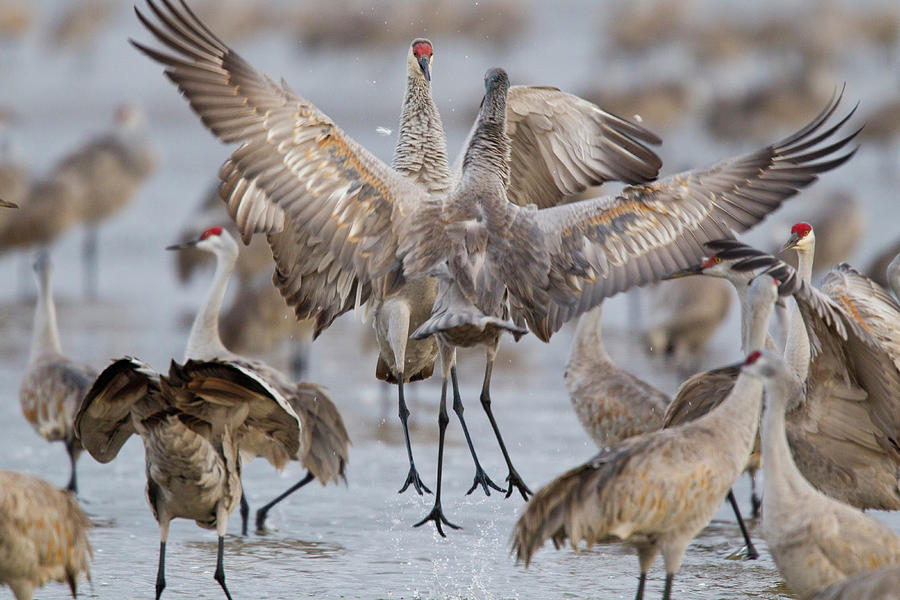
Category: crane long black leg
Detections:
[
  {"x1": 727, "y1": 489, "x2": 759, "y2": 559},
  {"x1": 449, "y1": 366, "x2": 503, "y2": 496},
  {"x1": 239, "y1": 490, "x2": 249, "y2": 536},
  {"x1": 750, "y1": 474, "x2": 762, "y2": 518},
  {"x1": 414, "y1": 373, "x2": 460, "y2": 536},
  {"x1": 397, "y1": 375, "x2": 431, "y2": 495},
  {"x1": 155, "y1": 541, "x2": 166, "y2": 600},
  {"x1": 662, "y1": 573, "x2": 674, "y2": 600},
  {"x1": 256, "y1": 470, "x2": 315, "y2": 532},
  {"x1": 83, "y1": 226, "x2": 99, "y2": 301},
  {"x1": 479, "y1": 355, "x2": 531, "y2": 500},
  {"x1": 213, "y1": 536, "x2": 233, "y2": 600},
  {"x1": 64, "y1": 439, "x2": 79, "y2": 494},
  {"x1": 634, "y1": 572, "x2": 646, "y2": 600}
]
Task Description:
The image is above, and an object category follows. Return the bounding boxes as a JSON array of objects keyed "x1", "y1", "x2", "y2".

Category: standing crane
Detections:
[
  {"x1": 166, "y1": 226, "x2": 350, "y2": 535},
  {"x1": 57, "y1": 103, "x2": 157, "y2": 298},
  {"x1": 566, "y1": 301, "x2": 762, "y2": 557},
  {"x1": 0, "y1": 471, "x2": 92, "y2": 600},
  {"x1": 750, "y1": 349, "x2": 900, "y2": 598},
  {"x1": 20, "y1": 251, "x2": 96, "y2": 493},
  {"x1": 75, "y1": 356, "x2": 303, "y2": 599},
  {"x1": 512, "y1": 275, "x2": 780, "y2": 600}
]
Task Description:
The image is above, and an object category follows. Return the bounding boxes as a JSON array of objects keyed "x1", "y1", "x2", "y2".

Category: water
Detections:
[{"x1": 1, "y1": 1, "x2": 899, "y2": 598}]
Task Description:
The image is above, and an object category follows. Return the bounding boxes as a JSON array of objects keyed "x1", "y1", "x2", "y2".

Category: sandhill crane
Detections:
[
  {"x1": 20, "y1": 251, "x2": 96, "y2": 493},
  {"x1": 749, "y1": 349, "x2": 900, "y2": 599},
  {"x1": 661, "y1": 244, "x2": 788, "y2": 518},
  {"x1": 704, "y1": 241, "x2": 900, "y2": 510},
  {"x1": 167, "y1": 227, "x2": 349, "y2": 534},
  {"x1": 644, "y1": 275, "x2": 732, "y2": 370},
  {"x1": 0, "y1": 470, "x2": 92, "y2": 600},
  {"x1": 55, "y1": 103, "x2": 158, "y2": 298},
  {"x1": 75, "y1": 356, "x2": 303, "y2": 599},
  {"x1": 565, "y1": 303, "x2": 669, "y2": 448},
  {"x1": 511, "y1": 275, "x2": 779, "y2": 600},
  {"x1": 566, "y1": 302, "x2": 762, "y2": 557},
  {"x1": 371, "y1": 37, "x2": 446, "y2": 498},
  {"x1": 0, "y1": 172, "x2": 84, "y2": 257},
  {"x1": 809, "y1": 565, "x2": 900, "y2": 600},
  {"x1": 48, "y1": 0, "x2": 119, "y2": 53},
  {"x1": 134, "y1": 0, "x2": 857, "y2": 533}
]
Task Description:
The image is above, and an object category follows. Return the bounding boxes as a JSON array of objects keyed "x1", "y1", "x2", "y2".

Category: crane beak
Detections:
[
  {"x1": 662, "y1": 263, "x2": 703, "y2": 280},
  {"x1": 166, "y1": 240, "x2": 198, "y2": 251},
  {"x1": 418, "y1": 56, "x2": 431, "y2": 82},
  {"x1": 780, "y1": 233, "x2": 801, "y2": 253},
  {"x1": 0, "y1": 198, "x2": 17, "y2": 208}
]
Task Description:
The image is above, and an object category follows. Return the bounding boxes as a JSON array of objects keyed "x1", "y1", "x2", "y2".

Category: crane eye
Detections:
[{"x1": 714, "y1": 257, "x2": 722, "y2": 264}]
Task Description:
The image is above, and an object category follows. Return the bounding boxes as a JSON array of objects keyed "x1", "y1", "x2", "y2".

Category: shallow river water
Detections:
[{"x1": 1, "y1": 1, "x2": 899, "y2": 598}]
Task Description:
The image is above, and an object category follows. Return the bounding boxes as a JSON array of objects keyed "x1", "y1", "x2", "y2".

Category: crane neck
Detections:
[
  {"x1": 732, "y1": 279, "x2": 778, "y2": 354},
  {"x1": 392, "y1": 75, "x2": 451, "y2": 195},
  {"x1": 784, "y1": 247, "x2": 813, "y2": 381},
  {"x1": 567, "y1": 304, "x2": 613, "y2": 371},
  {"x1": 461, "y1": 88, "x2": 511, "y2": 189},
  {"x1": 184, "y1": 247, "x2": 235, "y2": 361},
  {"x1": 704, "y1": 369, "x2": 764, "y2": 463},
  {"x1": 29, "y1": 268, "x2": 62, "y2": 363},
  {"x1": 760, "y1": 372, "x2": 818, "y2": 514}
]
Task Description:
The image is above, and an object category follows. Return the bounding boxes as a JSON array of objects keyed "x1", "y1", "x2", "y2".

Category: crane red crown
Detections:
[
  {"x1": 412, "y1": 41, "x2": 432, "y2": 58},
  {"x1": 791, "y1": 222, "x2": 812, "y2": 237},
  {"x1": 200, "y1": 226, "x2": 223, "y2": 240},
  {"x1": 745, "y1": 350, "x2": 762, "y2": 365}
]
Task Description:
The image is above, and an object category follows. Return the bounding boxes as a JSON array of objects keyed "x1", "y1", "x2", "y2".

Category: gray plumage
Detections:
[
  {"x1": 131, "y1": 0, "x2": 669, "y2": 346},
  {"x1": 722, "y1": 242, "x2": 900, "y2": 510},
  {"x1": 167, "y1": 226, "x2": 349, "y2": 531},
  {"x1": 511, "y1": 275, "x2": 778, "y2": 600},
  {"x1": 751, "y1": 349, "x2": 900, "y2": 600},
  {"x1": 565, "y1": 304, "x2": 669, "y2": 447},
  {"x1": 0, "y1": 471, "x2": 92, "y2": 600},
  {"x1": 75, "y1": 356, "x2": 302, "y2": 599},
  {"x1": 21, "y1": 252, "x2": 96, "y2": 493},
  {"x1": 371, "y1": 41, "x2": 442, "y2": 498}
]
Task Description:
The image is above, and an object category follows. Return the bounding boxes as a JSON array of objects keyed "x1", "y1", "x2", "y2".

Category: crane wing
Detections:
[
  {"x1": 723, "y1": 244, "x2": 900, "y2": 466},
  {"x1": 819, "y1": 263, "x2": 900, "y2": 447},
  {"x1": 74, "y1": 357, "x2": 159, "y2": 463},
  {"x1": 134, "y1": 0, "x2": 431, "y2": 335},
  {"x1": 167, "y1": 359, "x2": 304, "y2": 462},
  {"x1": 451, "y1": 85, "x2": 662, "y2": 208},
  {"x1": 512, "y1": 92, "x2": 858, "y2": 341}
]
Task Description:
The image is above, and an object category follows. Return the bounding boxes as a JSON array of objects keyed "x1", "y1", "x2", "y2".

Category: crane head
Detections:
[
  {"x1": 166, "y1": 226, "x2": 238, "y2": 259},
  {"x1": 409, "y1": 38, "x2": 433, "y2": 82},
  {"x1": 781, "y1": 222, "x2": 814, "y2": 253}
]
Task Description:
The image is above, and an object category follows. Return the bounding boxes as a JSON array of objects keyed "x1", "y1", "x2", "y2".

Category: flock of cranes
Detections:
[{"x1": 1, "y1": 0, "x2": 899, "y2": 599}]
